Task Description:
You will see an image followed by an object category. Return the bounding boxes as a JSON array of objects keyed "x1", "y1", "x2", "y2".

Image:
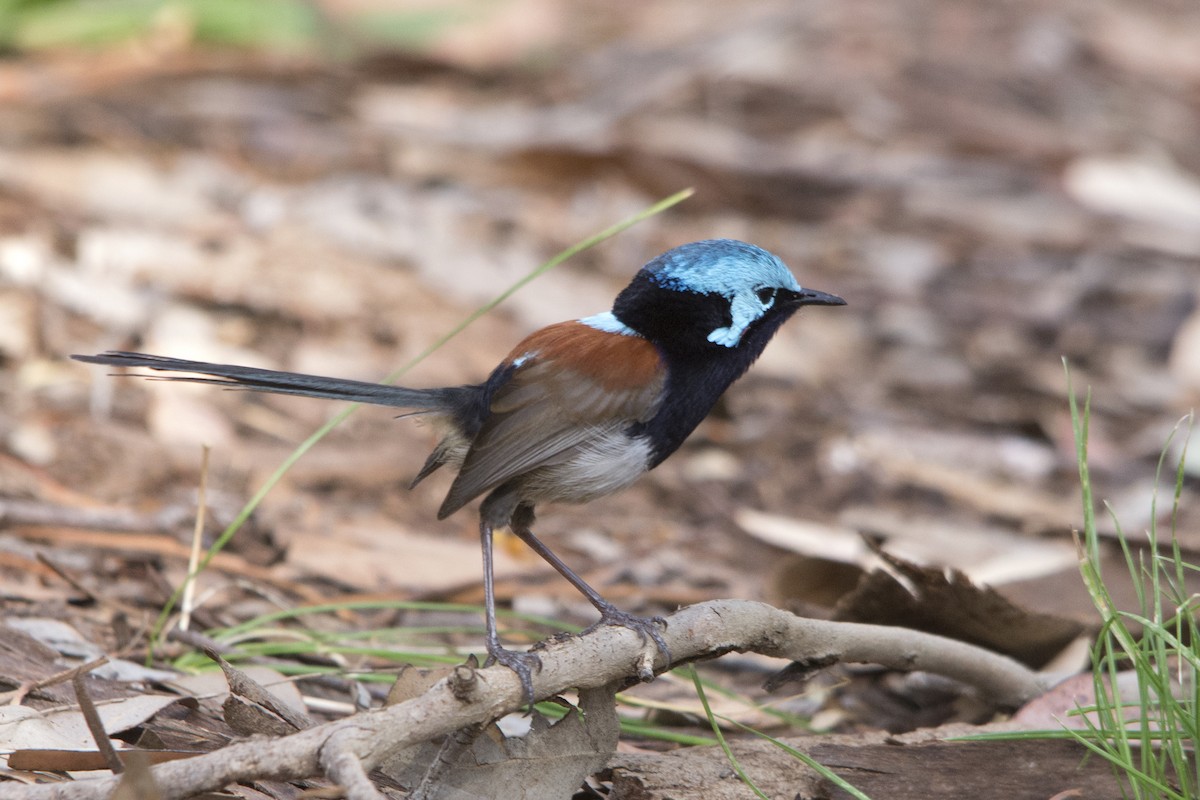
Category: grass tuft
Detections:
[{"x1": 1066, "y1": 360, "x2": 1199, "y2": 799}]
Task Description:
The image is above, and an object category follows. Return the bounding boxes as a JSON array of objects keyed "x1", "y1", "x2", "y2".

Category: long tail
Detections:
[{"x1": 72, "y1": 351, "x2": 462, "y2": 409}]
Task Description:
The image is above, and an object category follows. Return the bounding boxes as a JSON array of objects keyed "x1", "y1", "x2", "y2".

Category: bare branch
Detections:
[
  {"x1": 319, "y1": 730, "x2": 386, "y2": 800},
  {"x1": 4, "y1": 600, "x2": 1048, "y2": 800}
]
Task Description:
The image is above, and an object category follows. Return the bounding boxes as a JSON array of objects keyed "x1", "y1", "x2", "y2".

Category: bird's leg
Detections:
[
  {"x1": 509, "y1": 507, "x2": 671, "y2": 670},
  {"x1": 479, "y1": 517, "x2": 541, "y2": 705}
]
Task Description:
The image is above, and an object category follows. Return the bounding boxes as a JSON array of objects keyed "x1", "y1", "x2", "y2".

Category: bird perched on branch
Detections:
[{"x1": 74, "y1": 238, "x2": 845, "y2": 701}]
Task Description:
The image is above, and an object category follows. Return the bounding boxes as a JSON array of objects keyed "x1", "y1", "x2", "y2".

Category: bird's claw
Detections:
[
  {"x1": 484, "y1": 645, "x2": 543, "y2": 707},
  {"x1": 584, "y1": 606, "x2": 672, "y2": 674}
]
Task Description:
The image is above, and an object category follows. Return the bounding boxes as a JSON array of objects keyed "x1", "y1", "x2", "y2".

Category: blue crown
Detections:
[{"x1": 644, "y1": 239, "x2": 802, "y2": 296}]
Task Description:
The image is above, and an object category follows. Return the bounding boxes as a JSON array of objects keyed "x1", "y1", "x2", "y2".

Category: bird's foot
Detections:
[
  {"x1": 484, "y1": 644, "x2": 542, "y2": 707},
  {"x1": 584, "y1": 605, "x2": 672, "y2": 677}
]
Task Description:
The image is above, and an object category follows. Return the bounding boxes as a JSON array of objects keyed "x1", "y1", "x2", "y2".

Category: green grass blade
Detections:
[
  {"x1": 688, "y1": 664, "x2": 871, "y2": 799},
  {"x1": 689, "y1": 664, "x2": 772, "y2": 800},
  {"x1": 149, "y1": 188, "x2": 693, "y2": 659}
]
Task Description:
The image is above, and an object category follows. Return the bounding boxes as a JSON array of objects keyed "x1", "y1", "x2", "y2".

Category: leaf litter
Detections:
[{"x1": 3, "y1": 0, "x2": 1200, "y2": 797}]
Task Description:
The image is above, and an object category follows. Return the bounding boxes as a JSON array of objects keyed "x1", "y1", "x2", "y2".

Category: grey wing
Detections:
[{"x1": 436, "y1": 359, "x2": 662, "y2": 519}]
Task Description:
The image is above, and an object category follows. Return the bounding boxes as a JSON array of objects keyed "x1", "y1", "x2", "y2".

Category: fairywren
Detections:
[{"x1": 75, "y1": 238, "x2": 845, "y2": 701}]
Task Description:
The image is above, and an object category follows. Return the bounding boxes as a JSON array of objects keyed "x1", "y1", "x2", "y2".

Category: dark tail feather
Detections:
[{"x1": 72, "y1": 351, "x2": 457, "y2": 410}]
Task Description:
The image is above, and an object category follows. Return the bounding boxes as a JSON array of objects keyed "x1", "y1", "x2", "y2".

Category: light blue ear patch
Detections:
[
  {"x1": 646, "y1": 239, "x2": 803, "y2": 348},
  {"x1": 580, "y1": 311, "x2": 640, "y2": 337},
  {"x1": 708, "y1": 291, "x2": 772, "y2": 347}
]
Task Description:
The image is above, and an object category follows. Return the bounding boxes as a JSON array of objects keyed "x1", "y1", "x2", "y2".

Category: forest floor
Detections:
[{"x1": 2, "y1": 1, "x2": 1200, "y2": 797}]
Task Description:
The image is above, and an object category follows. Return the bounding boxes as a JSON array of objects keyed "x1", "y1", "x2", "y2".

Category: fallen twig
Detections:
[
  {"x1": 2, "y1": 599, "x2": 1049, "y2": 799},
  {"x1": 70, "y1": 674, "x2": 122, "y2": 775},
  {"x1": 0, "y1": 656, "x2": 110, "y2": 706}
]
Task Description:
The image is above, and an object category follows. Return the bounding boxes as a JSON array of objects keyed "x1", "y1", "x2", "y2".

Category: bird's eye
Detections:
[{"x1": 756, "y1": 287, "x2": 776, "y2": 305}]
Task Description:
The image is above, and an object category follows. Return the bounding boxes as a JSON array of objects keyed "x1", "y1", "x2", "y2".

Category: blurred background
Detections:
[{"x1": 2, "y1": 0, "x2": 1200, "y2": 734}]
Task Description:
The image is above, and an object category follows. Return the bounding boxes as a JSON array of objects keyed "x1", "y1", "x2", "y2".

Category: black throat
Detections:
[
  {"x1": 614, "y1": 275, "x2": 800, "y2": 467},
  {"x1": 632, "y1": 346, "x2": 758, "y2": 468}
]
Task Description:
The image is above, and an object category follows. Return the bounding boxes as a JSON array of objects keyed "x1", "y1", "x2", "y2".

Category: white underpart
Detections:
[{"x1": 525, "y1": 427, "x2": 653, "y2": 505}]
